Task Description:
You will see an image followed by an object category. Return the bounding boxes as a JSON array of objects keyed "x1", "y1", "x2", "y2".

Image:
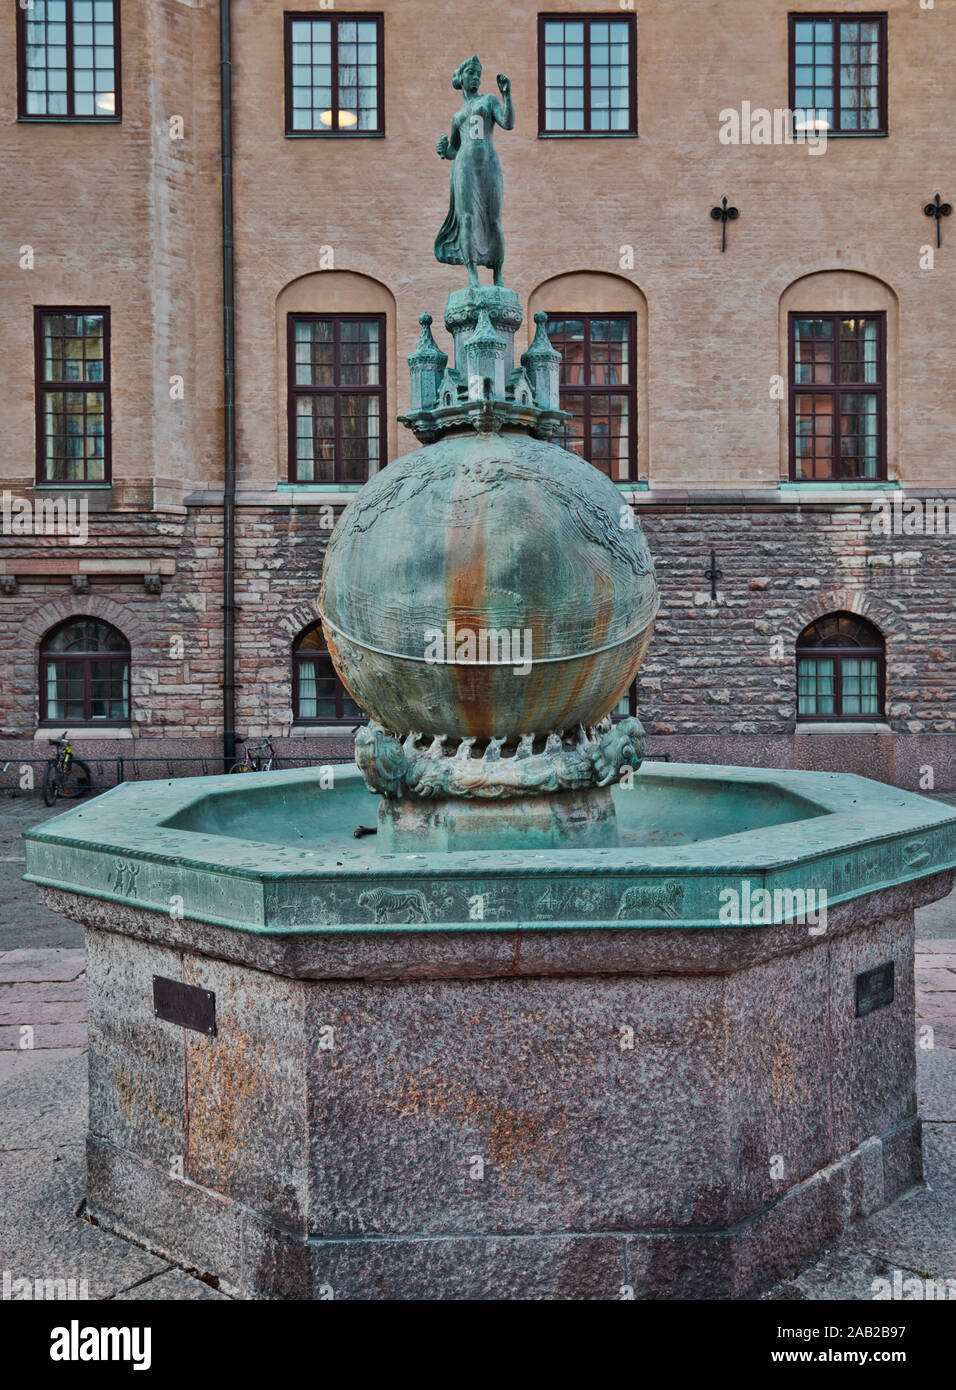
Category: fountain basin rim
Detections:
[{"x1": 22, "y1": 763, "x2": 956, "y2": 935}]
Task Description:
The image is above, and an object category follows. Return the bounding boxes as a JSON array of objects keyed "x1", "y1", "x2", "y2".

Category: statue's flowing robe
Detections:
[{"x1": 434, "y1": 134, "x2": 503, "y2": 270}]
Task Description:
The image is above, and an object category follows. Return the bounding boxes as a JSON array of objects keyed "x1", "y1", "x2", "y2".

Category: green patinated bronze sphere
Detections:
[{"x1": 318, "y1": 430, "x2": 659, "y2": 742}]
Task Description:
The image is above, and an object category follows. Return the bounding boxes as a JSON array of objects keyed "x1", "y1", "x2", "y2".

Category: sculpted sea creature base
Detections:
[
  {"x1": 356, "y1": 717, "x2": 647, "y2": 852},
  {"x1": 356, "y1": 717, "x2": 647, "y2": 800}
]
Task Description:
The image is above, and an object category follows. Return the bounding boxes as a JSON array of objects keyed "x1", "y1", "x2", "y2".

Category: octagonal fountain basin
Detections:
[
  {"x1": 23, "y1": 763, "x2": 956, "y2": 933},
  {"x1": 21, "y1": 761, "x2": 956, "y2": 1301}
]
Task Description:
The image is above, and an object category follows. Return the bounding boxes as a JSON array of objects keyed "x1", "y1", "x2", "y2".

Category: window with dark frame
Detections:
[
  {"x1": 788, "y1": 14, "x2": 887, "y2": 135},
  {"x1": 546, "y1": 313, "x2": 637, "y2": 481},
  {"x1": 40, "y1": 617, "x2": 130, "y2": 725},
  {"x1": 796, "y1": 613, "x2": 885, "y2": 721},
  {"x1": 288, "y1": 314, "x2": 385, "y2": 484},
  {"x1": 612, "y1": 681, "x2": 638, "y2": 721},
  {"x1": 35, "y1": 309, "x2": 111, "y2": 484},
  {"x1": 538, "y1": 14, "x2": 636, "y2": 135},
  {"x1": 17, "y1": 0, "x2": 121, "y2": 121},
  {"x1": 292, "y1": 623, "x2": 366, "y2": 724},
  {"x1": 789, "y1": 312, "x2": 885, "y2": 481},
  {"x1": 284, "y1": 12, "x2": 384, "y2": 135}
]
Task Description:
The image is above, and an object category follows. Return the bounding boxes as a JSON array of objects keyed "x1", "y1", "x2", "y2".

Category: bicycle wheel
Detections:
[
  {"x1": 228, "y1": 762, "x2": 248, "y2": 774},
  {"x1": 59, "y1": 759, "x2": 92, "y2": 799},
  {"x1": 266, "y1": 756, "x2": 281, "y2": 771},
  {"x1": 42, "y1": 761, "x2": 60, "y2": 806}
]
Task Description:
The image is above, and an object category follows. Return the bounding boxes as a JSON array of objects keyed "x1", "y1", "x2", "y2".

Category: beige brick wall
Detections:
[
  {"x1": 0, "y1": 0, "x2": 953, "y2": 779},
  {"x1": 1, "y1": 0, "x2": 953, "y2": 492}
]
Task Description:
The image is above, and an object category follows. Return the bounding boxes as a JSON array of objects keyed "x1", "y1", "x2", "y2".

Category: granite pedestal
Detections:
[{"x1": 24, "y1": 764, "x2": 956, "y2": 1299}]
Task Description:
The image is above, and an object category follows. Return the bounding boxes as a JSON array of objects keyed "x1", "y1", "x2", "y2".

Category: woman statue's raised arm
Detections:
[{"x1": 493, "y1": 73, "x2": 515, "y2": 130}]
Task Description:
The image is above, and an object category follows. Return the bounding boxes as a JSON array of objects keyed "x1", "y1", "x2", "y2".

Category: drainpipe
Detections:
[{"x1": 220, "y1": 0, "x2": 237, "y2": 772}]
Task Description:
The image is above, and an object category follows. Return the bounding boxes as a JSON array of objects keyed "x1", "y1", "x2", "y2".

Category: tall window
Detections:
[
  {"x1": 789, "y1": 313, "x2": 885, "y2": 481},
  {"x1": 17, "y1": 0, "x2": 120, "y2": 120},
  {"x1": 288, "y1": 314, "x2": 385, "y2": 483},
  {"x1": 284, "y1": 13, "x2": 384, "y2": 135},
  {"x1": 789, "y1": 14, "x2": 887, "y2": 135},
  {"x1": 40, "y1": 618, "x2": 130, "y2": 724},
  {"x1": 546, "y1": 314, "x2": 637, "y2": 481},
  {"x1": 35, "y1": 309, "x2": 110, "y2": 484},
  {"x1": 796, "y1": 613, "x2": 884, "y2": 721},
  {"x1": 538, "y1": 14, "x2": 636, "y2": 135},
  {"x1": 293, "y1": 624, "x2": 366, "y2": 724}
]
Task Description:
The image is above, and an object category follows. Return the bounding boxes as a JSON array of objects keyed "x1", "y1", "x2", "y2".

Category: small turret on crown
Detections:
[{"x1": 399, "y1": 288, "x2": 569, "y2": 443}]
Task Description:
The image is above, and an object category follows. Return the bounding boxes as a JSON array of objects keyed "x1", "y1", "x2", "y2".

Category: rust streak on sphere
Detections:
[
  {"x1": 447, "y1": 467, "x2": 490, "y2": 736},
  {"x1": 318, "y1": 431, "x2": 659, "y2": 744}
]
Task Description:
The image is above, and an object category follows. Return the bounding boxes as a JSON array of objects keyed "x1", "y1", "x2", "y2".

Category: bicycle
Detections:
[
  {"x1": 229, "y1": 738, "x2": 281, "y2": 773},
  {"x1": 42, "y1": 732, "x2": 92, "y2": 807}
]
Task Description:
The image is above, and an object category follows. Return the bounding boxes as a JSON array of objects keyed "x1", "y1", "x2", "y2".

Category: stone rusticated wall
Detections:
[
  {"x1": 637, "y1": 503, "x2": 956, "y2": 788},
  {"x1": 2, "y1": 497, "x2": 952, "y2": 790}
]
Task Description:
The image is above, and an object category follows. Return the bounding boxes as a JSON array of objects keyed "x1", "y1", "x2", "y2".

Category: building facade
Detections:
[{"x1": 1, "y1": 0, "x2": 954, "y2": 789}]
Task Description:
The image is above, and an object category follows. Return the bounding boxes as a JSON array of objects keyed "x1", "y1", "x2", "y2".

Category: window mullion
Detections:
[
  {"x1": 333, "y1": 319, "x2": 341, "y2": 484},
  {"x1": 66, "y1": 0, "x2": 75, "y2": 118},
  {"x1": 331, "y1": 24, "x2": 339, "y2": 133},
  {"x1": 583, "y1": 21, "x2": 592, "y2": 134}
]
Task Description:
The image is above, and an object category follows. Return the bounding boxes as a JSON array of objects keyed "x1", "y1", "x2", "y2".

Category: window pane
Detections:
[
  {"x1": 798, "y1": 658, "x2": 835, "y2": 715},
  {"x1": 287, "y1": 15, "x2": 379, "y2": 132},
  {"x1": 541, "y1": 17, "x2": 632, "y2": 133},
  {"x1": 547, "y1": 316, "x2": 635, "y2": 478},
  {"x1": 23, "y1": 0, "x2": 117, "y2": 117},
  {"x1": 290, "y1": 317, "x2": 384, "y2": 482}
]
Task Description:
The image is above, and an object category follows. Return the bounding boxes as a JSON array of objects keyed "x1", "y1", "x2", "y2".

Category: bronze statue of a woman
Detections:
[{"x1": 434, "y1": 56, "x2": 514, "y2": 288}]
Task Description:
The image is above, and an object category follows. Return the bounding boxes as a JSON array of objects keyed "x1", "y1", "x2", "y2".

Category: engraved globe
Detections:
[{"x1": 318, "y1": 429, "x2": 659, "y2": 743}]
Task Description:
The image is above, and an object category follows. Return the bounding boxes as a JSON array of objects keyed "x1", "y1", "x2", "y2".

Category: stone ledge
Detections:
[{"x1": 85, "y1": 1118, "x2": 922, "y2": 1301}]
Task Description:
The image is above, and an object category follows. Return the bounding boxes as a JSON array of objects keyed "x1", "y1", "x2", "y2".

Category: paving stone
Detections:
[
  {"x1": 0, "y1": 981, "x2": 87, "y2": 1004},
  {"x1": 111, "y1": 1269, "x2": 230, "y2": 1301},
  {"x1": 917, "y1": 1045, "x2": 956, "y2": 1123},
  {"x1": 836, "y1": 1124, "x2": 956, "y2": 1281},
  {"x1": 915, "y1": 938, "x2": 956, "y2": 956},
  {"x1": 0, "y1": 1046, "x2": 86, "y2": 1085},
  {"x1": 0, "y1": 1001, "x2": 87, "y2": 1025},
  {"x1": 0, "y1": 949, "x2": 86, "y2": 983},
  {"x1": 915, "y1": 967, "x2": 956, "y2": 989},
  {"x1": 0, "y1": 1142, "x2": 175, "y2": 1300},
  {"x1": 0, "y1": 1047, "x2": 88, "y2": 1148},
  {"x1": 0, "y1": 1022, "x2": 88, "y2": 1049}
]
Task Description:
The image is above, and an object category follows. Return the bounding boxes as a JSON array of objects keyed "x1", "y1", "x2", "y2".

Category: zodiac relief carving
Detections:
[
  {"x1": 358, "y1": 888, "x2": 432, "y2": 924},
  {"x1": 355, "y1": 717, "x2": 647, "y2": 801},
  {"x1": 108, "y1": 860, "x2": 140, "y2": 898},
  {"x1": 615, "y1": 880, "x2": 685, "y2": 921}
]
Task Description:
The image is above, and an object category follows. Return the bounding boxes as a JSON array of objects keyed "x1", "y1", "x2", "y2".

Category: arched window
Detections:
[
  {"x1": 40, "y1": 618, "x2": 130, "y2": 725},
  {"x1": 796, "y1": 613, "x2": 884, "y2": 721},
  {"x1": 528, "y1": 272, "x2": 648, "y2": 484},
  {"x1": 292, "y1": 623, "x2": 366, "y2": 724}
]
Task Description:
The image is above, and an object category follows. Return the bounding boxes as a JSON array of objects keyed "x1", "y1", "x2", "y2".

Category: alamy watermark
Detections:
[
  {"x1": 865, "y1": 495, "x2": 956, "y2": 535},
  {"x1": 424, "y1": 622, "x2": 533, "y2": 676},
  {"x1": 2, "y1": 491, "x2": 88, "y2": 544},
  {"x1": 2, "y1": 1268, "x2": 90, "y2": 1300},
  {"x1": 718, "y1": 878, "x2": 828, "y2": 935},
  {"x1": 718, "y1": 102, "x2": 828, "y2": 155},
  {"x1": 871, "y1": 1269, "x2": 956, "y2": 1300}
]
